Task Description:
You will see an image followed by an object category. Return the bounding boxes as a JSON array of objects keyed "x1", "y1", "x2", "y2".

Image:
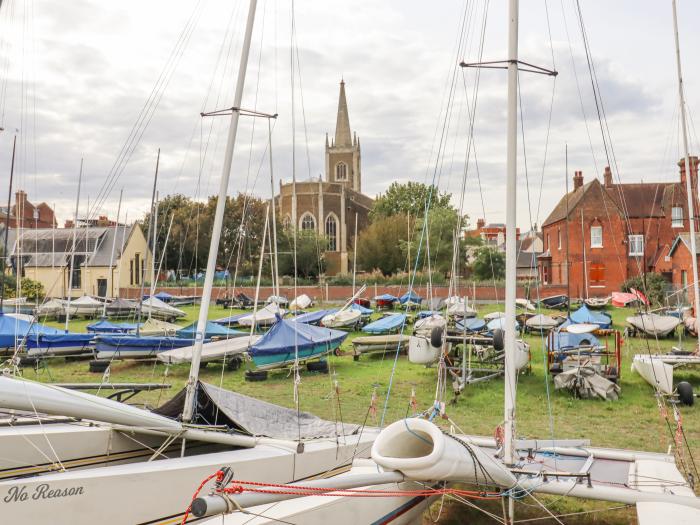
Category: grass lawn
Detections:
[{"x1": 23, "y1": 303, "x2": 700, "y2": 524}]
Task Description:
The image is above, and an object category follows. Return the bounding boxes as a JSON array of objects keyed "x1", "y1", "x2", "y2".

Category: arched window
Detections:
[
  {"x1": 325, "y1": 214, "x2": 338, "y2": 251},
  {"x1": 282, "y1": 215, "x2": 291, "y2": 230},
  {"x1": 335, "y1": 162, "x2": 348, "y2": 181},
  {"x1": 300, "y1": 213, "x2": 316, "y2": 231}
]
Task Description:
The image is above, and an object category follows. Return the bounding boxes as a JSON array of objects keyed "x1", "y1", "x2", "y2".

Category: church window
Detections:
[
  {"x1": 325, "y1": 214, "x2": 338, "y2": 251},
  {"x1": 335, "y1": 162, "x2": 348, "y2": 181},
  {"x1": 300, "y1": 213, "x2": 316, "y2": 231}
]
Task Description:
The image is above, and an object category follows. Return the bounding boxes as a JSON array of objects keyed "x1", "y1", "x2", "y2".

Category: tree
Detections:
[
  {"x1": 278, "y1": 230, "x2": 327, "y2": 279},
  {"x1": 357, "y1": 214, "x2": 412, "y2": 275},
  {"x1": 370, "y1": 182, "x2": 453, "y2": 221},
  {"x1": 622, "y1": 272, "x2": 669, "y2": 306},
  {"x1": 471, "y1": 246, "x2": 505, "y2": 281},
  {"x1": 401, "y1": 207, "x2": 462, "y2": 275},
  {"x1": 20, "y1": 278, "x2": 44, "y2": 300}
]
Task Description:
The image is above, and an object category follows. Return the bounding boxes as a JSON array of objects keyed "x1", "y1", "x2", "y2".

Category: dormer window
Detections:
[
  {"x1": 335, "y1": 162, "x2": 348, "y2": 181},
  {"x1": 672, "y1": 206, "x2": 683, "y2": 227}
]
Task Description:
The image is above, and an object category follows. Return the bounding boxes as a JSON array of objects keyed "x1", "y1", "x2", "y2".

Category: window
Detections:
[
  {"x1": 557, "y1": 227, "x2": 561, "y2": 250},
  {"x1": 672, "y1": 206, "x2": 683, "y2": 227},
  {"x1": 130, "y1": 260, "x2": 134, "y2": 286},
  {"x1": 628, "y1": 235, "x2": 644, "y2": 257},
  {"x1": 300, "y1": 213, "x2": 316, "y2": 231},
  {"x1": 590, "y1": 226, "x2": 603, "y2": 248},
  {"x1": 542, "y1": 265, "x2": 549, "y2": 284},
  {"x1": 590, "y1": 263, "x2": 605, "y2": 283},
  {"x1": 282, "y1": 215, "x2": 291, "y2": 230},
  {"x1": 325, "y1": 214, "x2": 338, "y2": 251},
  {"x1": 71, "y1": 256, "x2": 84, "y2": 289},
  {"x1": 546, "y1": 234, "x2": 550, "y2": 251},
  {"x1": 335, "y1": 162, "x2": 348, "y2": 181},
  {"x1": 134, "y1": 253, "x2": 141, "y2": 285},
  {"x1": 682, "y1": 270, "x2": 688, "y2": 288}
]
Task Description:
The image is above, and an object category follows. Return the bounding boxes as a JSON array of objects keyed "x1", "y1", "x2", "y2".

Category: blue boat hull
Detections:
[
  {"x1": 251, "y1": 342, "x2": 340, "y2": 370},
  {"x1": 26, "y1": 334, "x2": 95, "y2": 357},
  {"x1": 96, "y1": 336, "x2": 195, "y2": 359}
]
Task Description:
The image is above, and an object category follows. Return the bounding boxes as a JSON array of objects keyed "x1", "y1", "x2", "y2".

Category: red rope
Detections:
[{"x1": 180, "y1": 471, "x2": 223, "y2": 524}]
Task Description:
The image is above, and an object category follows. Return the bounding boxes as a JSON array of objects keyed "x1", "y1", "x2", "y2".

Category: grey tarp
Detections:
[
  {"x1": 156, "y1": 381, "x2": 359, "y2": 440},
  {"x1": 554, "y1": 366, "x2": 621, "y2": 401}
]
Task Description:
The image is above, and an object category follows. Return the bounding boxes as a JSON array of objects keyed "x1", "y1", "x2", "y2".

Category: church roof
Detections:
[{"x1": 334, "y1": 80, "x2": 352, "y2": 147}]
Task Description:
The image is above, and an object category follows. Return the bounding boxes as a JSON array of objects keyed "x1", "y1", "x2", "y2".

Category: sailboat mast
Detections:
[
  {"x1": 503, "y1": 0, "x2": 519, "y2": 468},
  {"x1": 135, "y1": 150, "x2": 159, "y2": 333},
  {"x1": 268, "y1": 119, "x2": 280, "y2": 299},
  {"x1": 149, "y1": 192, "x2": 159, "y2": 299},
  {"x1": 672, "y1": 0, "x2": 700, "y2": 346},
  {"x1": 0, "y1": 136, "x2": 16, "y2": 312},
  {"x1": 65, "y1": 160, "x2": 83, "y2": 331},
  {"x1": 182, "y1": 0, "x2": 258, "y2": 424},
  {"x1": 103, "y1": 189, "x2": 123, "y2": 316}
]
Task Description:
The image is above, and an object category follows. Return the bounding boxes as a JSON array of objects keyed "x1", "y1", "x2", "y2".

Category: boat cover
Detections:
[
  {"x1": 156, "y1": 381, "x2": 359, "y2": 439},
  {"x1": 289, "y1": 294, "x2": 312, "y2": 310},
  {"x1": 399, "y1": 290, "x2": 422, "y2": 305},
  {"x1": 525, "y1": 314, "x2": 559, "y2": 330},
  {"x1": 627, "y1": 314, "x2": 680, "y2": 337},
  {"x1": 213, "y1": 313, "x2": 249, "y2": 326},
  {"x1": 350, "y1": 303, "x2": 373, "y2": 315},
  {"x1": 144, "y1": 291, "x2": 174, "y2": 301},
  {"x1": 362, "y1": 314, "x2": 406, "y2": 334},
  {"x1": 70, "y1": 295, "x2": 103, "y2": 307},
  {"x1": 251, "y1": 318, "x2": 347, "y2": 356},
  {"x1": 0, "y1": 314, "x2": 60, "y2": 346},
  {"x1": 292, "y1": 309, "x2": 338, "y2": 325},
  {"x1": 141, "y1": 296, "x2": 186, "y2": 318},
  {"x1": 611, "y1": 291, "x2": 638, "y2": 307},
  {"x1": 570, "y1": 304, "x2": 612, "y2": 328},
  {"x1": 86, "y1": 319, "x2": 136, "y2": 333},
  {"x1": 554, "y1": 366, "x2": 620, "y2": 400},
  {"x1": 133, "y1": 318, "x2": 181, "y2": 336},
  {"x1": 96, "y1": 335, "x2": 193, "y2": 349},
  {"x1": 548, "y1": 331, "x2": 600, "y2": 351},
  {"x1": 455, "y1": 317, "x2": 486, "y2": 332},
  {"x1": 427, "y1": 297, "x2": 447, "y2": 310},
  {"x1": 106, "y1": 298, "x2": 138, "y2": 311},
  {"x1": 158, "y1": 335, "x2": 260, "y2": 364},
  {"x1": 374, "y1": 293, "x2": 398, "y2": 302},
  {"x1": 238, "y1": 303, "x2": 285, "y2": 326},
  {"x1": 486, "y1": 317, "x2": 519, "y2": 332},
  {"x1": 176, "y1": 321, "x2": 244, "y2": 339}
]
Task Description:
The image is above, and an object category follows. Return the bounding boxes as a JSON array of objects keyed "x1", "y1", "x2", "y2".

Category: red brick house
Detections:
[
  {"x1": 665, "y1": 233, "x2": 700, "y2": 304},
  {"x1": 0, "y1": 190, "x2": 57, "y2": 229},
  {"x1": 538, "y1": 157, "x2": 699, "y2": 297},
  {"x1": 465, "y1": 218, "x2": 520, "y2": 246}
]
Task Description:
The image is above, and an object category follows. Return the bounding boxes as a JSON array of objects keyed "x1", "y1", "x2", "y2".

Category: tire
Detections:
[
  {"x1": 492, "y1": 329, "x2": 505, "y2": 351},
  {"x1": 677, "y1": 381, "x2": 694, "y2": 406},
  {"x1": 353, "y1": 354, "x2": 360, "y2": 361},
  {"x1": 333, "y1": 347, "x2": 343, "y2": 357},
  {"x1": 307, "y1": 360, "x2": 329, "y2": 373},
  {"x1": 19, "y1": 356, "x2": 38, "y2": 367},
  {"x1": 199, "y1": 361, "x2": 209, "y2": 370},
  {"x1": 89, "y1": 360, "x2": 110, "y2": 373},
  {"x1": 430, "y1": 326, "x2": 444, "y2": 349},
  {"x1": 226, "y1": 356, "x2": 243, "y2": 371},
  {"x1": 245, "y1": 370, "x2": 268, "y2": 382}
]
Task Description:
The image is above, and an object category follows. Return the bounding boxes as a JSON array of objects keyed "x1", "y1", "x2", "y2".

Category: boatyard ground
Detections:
[{"x1": 28, "y1": 304, "x2": 700, "y2": 524}]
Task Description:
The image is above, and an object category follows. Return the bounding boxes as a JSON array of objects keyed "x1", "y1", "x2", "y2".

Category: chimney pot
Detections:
[
  {"x1": 679, "y1": 156, "x2": 699, "y2": 189},
  {"x1": 604, "y1": 166, "x2": 613, "y2": 188},
  {"x1": 573, "y1": 171, "x2": 584, "y2": 190}
]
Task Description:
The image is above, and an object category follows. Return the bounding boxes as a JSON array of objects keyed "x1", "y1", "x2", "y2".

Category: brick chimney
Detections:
[
  {"x1": 573, "y1": 171, "x2": 584, "y2": 190},
  {"x1": 476, "y1": 218, "x2": 485, "y2": 229},
  {"x1": 603, "y1": 166, "x2": 613, "y2": 188},
  {"x1": 679, "y1": 156, "x2": 699, "y2": 190}
]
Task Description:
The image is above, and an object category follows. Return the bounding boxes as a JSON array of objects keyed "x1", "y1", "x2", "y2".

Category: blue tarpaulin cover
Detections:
[
  {"x1": 399, "y1": 290, "x2": 422, "y2": 305},
  {"x1": 176, "y1": 321, "x2": 243, "y2": 339},
  {"x1": 456, "y1": 317, "x2": 486, "y2": 332},
  {"x1": 292, "y1": 309, "x2": 338, "y2": 325},
  {"x1": 362, "y1": 314, "x2": 406, "y2": 334},
  {"x1": 548, "y1": 331, "x2": 600, "y2": 352},
  {"x1": 87, "y1": 319, "x2": 135, "y2": 333},
  {"x1": 351, "y1": 303, "x2": 373, "y2": 315},
  {"x1": 0, "y1": 314, "x2": 60, "y2": 346},
  {"x1": 487, "y1": 317, "x2": 520, "y2": 332},
  {"x1": 213, "y1": 313, "x2": 249, "y2": 326},
  {"x1": 569, "y1": 304, "x2": 612, "y2": 328},
  {"x1": 374, "y1": 294, "x2": 398, "y2": 302},
  {"x1": 251, "y1": 318, "x2": 347, "y2": 356}
]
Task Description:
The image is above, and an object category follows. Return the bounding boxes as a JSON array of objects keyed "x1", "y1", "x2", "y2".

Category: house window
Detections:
[
  {"x1": 557, "y1": 227, "x2": 561, "y2": 250},
  {"x1": 590, "y1": 263, "x2": 605, "y2": 283},
  {"x1": 628, "y1": 235, "x2": 644, "y2": 257},
  {"x1": 71, "y1": 255, "x2": 84, "y2": 289},
  {"x1": 335, "y1": 162, "x2": 348, "y2": 181},
  {"x1": 546, "y1": 234, "x2": 550, "y2": 251},
  {"x1": 682, "y1": 270, "x2": 688, "y2": 288},
  {"x1": 134, "y1": 253, "x2": 141, "y2": 285},
  {"x1": 300, "y1": 213, "x2": 316, "y2": 231},
  {"x1": 542, "y1": 265, "x2": 549, "y2": 284},
  {"x1": 130, "y1": 260, "x2": 134, "y2": 286},
  {"x1": 325, "y1": 214, "x2": 338, "y2": 251},
  {"x1": 591, "y1": 226, "x2": 602, "y2": 248},
  {"x1": 672, "y1": 207, "x2": 683, "y2": 227}
]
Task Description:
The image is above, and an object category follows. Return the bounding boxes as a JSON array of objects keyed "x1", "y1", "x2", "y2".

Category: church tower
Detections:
[{"x1": 325, "y1": 80, "x2": 361, "y2": 192}]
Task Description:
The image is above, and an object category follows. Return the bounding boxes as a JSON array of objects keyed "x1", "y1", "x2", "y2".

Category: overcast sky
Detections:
[{"x1": 0, "y1": 0, "x2": 699, "y2": 230}]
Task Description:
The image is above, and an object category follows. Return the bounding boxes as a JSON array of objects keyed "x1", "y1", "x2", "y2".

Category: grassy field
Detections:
[{"x1": 25, "y1": 303, "x2": 700, "y2": 524}]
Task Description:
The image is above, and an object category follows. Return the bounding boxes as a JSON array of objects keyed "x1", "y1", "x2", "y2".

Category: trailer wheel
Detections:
[
  {"x1": 226, "y1": 356, "x2": 243, "y2": 371},
  {"x1": 334, "y1": 347, "x2": 343, "y2": 356},
  {"x1": 307, "y1": 360, "x2": 329, "y2": 373},
  {"x1": 19, "y1": 356, "x2": 38, "y2": 368},
  {"x1": 353, "y1": 354, "x2": 360, "y2": 361},
  {"x1": 245, "y1": 370, "x2": 268, "y2": 382},
  {"x1": 430, "y1": 326, "x2": 444, "y2": 348},
  {"x1": 89, "y1": 360, "x2": 110, "y2": 373},
  {"x1": 198, "y1": 361, "x2": 209, "y2": 370},
  {"x1": 677, "y1": 382, "x2": 694, "y2": 406},
  {"x1": 492, "y1": 329, "x2": 505, "y2": 351}
]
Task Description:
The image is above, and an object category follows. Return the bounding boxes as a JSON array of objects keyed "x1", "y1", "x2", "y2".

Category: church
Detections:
[{"x1": 276, "y1": 80, "x2": 373, "y2": 275}]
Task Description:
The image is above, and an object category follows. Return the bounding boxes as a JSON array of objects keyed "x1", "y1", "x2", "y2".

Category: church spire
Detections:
[{"x1": 334, "y1": 79, "x2": 352, "y2": 147}]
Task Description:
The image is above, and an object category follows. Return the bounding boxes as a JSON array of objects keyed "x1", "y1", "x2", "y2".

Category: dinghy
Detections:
[
  {"x1": 291, "y1": 308, "x2": 338, "y2": 326},
  {"x1": 238, "y1": 303, "x2": 285, "y2": 328},
  {"x1": 86, "y1": 319, "x2": 136, "y2": 334},
  {"x1": 627, "y1": 313, "x2": 680, "y2": 337},
  {"x1": 408, "y1": 335, "x2": 442, "y2": 365},
  {"x1": 289, "y1": 294, "x2": 312, "y2": 310},
  {"x1": 446, "y1": 297, "x2": 476, "y2": 318},
  {"x1": 176, "y1": 320, "x2": 244, "y2": 339},
  {"x1": 352, "y1": 334, "x2": 409, "y2": 358},
  {"x1": 140, "y1": 296, "x2": 187, "y2": 321},
  {"x1": 105, "y1": 297, "x2": 138, "y2": 318},
  {"x1": 266, "y1": 295, "x2": 289, "y2": 307},
  {"x1": 134, "y1": 317, "x2": 181, "y2": 336},
  {"x1": 538, "y1": 294, "x2": 568, "y2": 309},
  {"x1": 585, "y1": 296, "x2": 611, "y2": 309},
  {"x1": 515, "y1": 298, "x2": 536, "y2": 311},
  {"x1": 95, "y1": 335, "x2": 197, "y2": 360},
  {"x1": 158, "y1": 335, "x2": 261, "y2": 365},
  {"x1": 65, "y1": 295, "x2": 103, "y2": 317},
  {"x1": 362, "y1": 313, "x2": 406, "y2": 334},
  {"x1": 454, "y1": 317, "x2": 486, "y2": 333},
  {"x1": 570, "y1": 304, "x2": 612, "y2": 328},
  {"x1": 524, "y1": 313, "x2": 559, "y2": 332},
  {"x1": 413, "y1": 313, "x2": 446, "y2": 337},
  {"x1": 34, "y1": 298, "x2": 65, "y2": 319},
  {"x1": 611, "y1": 291, "x2": 639, "y2": 307},
  {"x1": 250, "y1": 318, "x2": 347, "y2": 370},
  {"x1": 213, "y1": 312, "x2": 249, "y2": 327},
  {"x1": 374, "y1": 293, "x2": 398, "y2": 309},
  {"x1": 350, "y1": 301, "x2": 373, "y2": 318},
  {"x1": 486, "y1": 316, "x2": 519, "y2": 333},
  {"x1": 320, "y1": 308, "x2": 361, "y2": 330},
  {"x1": 0, "y1": 314, "x2": 60, "y2": 354},
  {"x1": 25, "y1": 332, "x2": 95, "y2": 357},
  {"x1": 399, "y1": 289, "x2": 422, "y2": 306},
  {"x1": 483, "y1": 311, "x2": 505, "y2": 321}
]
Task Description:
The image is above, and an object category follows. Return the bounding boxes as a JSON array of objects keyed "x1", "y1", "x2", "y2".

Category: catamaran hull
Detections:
[{"x1": 0, "y1": 432, "x2": 378, "y2": 525}]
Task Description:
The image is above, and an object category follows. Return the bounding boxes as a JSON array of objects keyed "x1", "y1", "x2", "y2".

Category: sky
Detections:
[{"x1": 0, "y1": 0, "x2": 699, "y2": 231}]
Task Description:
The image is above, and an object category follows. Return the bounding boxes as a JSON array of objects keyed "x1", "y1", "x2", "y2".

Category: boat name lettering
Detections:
[{"x1": 3, "y1": 484, "x2": 84, "y2": 503}]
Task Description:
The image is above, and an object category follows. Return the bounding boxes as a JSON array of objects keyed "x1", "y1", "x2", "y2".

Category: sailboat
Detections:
[
  {"x1": 0, "y1": 3, "x2": 379, "y2": 524},
  {"x1": 184, "y1": 2, "x2": 700, "y2": 524}
]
